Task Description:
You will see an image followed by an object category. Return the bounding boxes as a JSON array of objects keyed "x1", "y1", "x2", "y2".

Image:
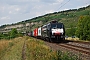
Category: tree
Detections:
[
  {"x1": 76, "y1": 15, "x2": 90, "y2": 40},
  {"x1": 66, "y1": 25, "x2": 76, "y2": 37},
  {"x1": 9, "y1": 28, "x2": 18, "y2": 38}
]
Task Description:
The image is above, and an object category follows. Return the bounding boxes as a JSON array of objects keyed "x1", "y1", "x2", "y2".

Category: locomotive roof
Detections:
[
  {"x1": 42, "y1": 20, "x2": 63, "y2": 27},
  {"x1": 48, "y1": 22, "x2": 63, "y2": 24}
]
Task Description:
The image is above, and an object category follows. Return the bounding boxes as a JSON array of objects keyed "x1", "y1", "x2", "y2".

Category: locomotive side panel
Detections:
[{"x1": 41, "y1": 25, "x2": 49, "y2": 40}]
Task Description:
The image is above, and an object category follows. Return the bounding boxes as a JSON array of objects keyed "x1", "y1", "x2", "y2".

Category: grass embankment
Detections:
[
  {"x1": 0, "y1": 37, "x2": 24, "y2": 60},
  {"x1": 0, "y1": 40, "x2": 10, "y2": 59},
  {"x1": 26, "y1": 37, "x2": 79, "y2": 60},
  {"x1": 26, "y1": 37, "x2": 56, "y2": 60},
  {"x1": 0, "y1": 36, "x2": 79, "y2": 60}
]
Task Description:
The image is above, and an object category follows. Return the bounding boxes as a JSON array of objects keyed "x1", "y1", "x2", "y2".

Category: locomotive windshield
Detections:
[{"x1": 51, "y1": 23, "x2": 63, "y2": 29}]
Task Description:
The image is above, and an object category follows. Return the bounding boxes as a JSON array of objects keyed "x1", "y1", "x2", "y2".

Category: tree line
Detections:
[
  {"x1": 76, "y1": 15, "x2": 90, "y2": 40},
  {"x1": 0, "y1": 28, "x2": 23, "y2": 40},
  {"x1": 0, "y1": 15, "x2": 90, "y2": 41}
]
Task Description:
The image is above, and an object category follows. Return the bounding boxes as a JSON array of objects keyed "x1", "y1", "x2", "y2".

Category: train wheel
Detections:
[{"x1": 49, "y1": 38, "x2": 52, "y2": 43}]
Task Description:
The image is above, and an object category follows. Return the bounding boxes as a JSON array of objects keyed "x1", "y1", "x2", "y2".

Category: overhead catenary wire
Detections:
[
  {"x1": 57, "y1": 0, "x2": 71, "y2": 11},
  {"x1": 84, "y1": 0, "x2": 90, "y2": 5}
]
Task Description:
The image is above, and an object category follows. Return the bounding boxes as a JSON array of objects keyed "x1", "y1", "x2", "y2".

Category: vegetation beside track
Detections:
[
  {"x1": 0, "y1": 37, "x2": 23, "y2": 60},
  {"x1": 0, "y1": 36, "x2": 80, "y2": 60},
  {"x1": 66, "y1": 37, "x2": 90, "y2": 42}
]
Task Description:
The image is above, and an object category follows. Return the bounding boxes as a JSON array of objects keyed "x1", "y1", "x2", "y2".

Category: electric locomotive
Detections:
[{"x1": 41, "y1": 20, "x2": 65, "y2": 42}]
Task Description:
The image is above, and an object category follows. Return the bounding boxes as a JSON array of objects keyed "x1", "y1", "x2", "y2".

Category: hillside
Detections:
[
  {"x1": 0, "y1": 5, "x2": 90, "y2": 33},
  {"x1": 23, "y1": 5, "x2": 90, "y2": 29}
]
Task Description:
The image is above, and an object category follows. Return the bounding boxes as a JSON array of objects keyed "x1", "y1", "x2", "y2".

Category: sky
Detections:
[{"x1": 0, "y1": 0, "x2": 90, "y2": 26}]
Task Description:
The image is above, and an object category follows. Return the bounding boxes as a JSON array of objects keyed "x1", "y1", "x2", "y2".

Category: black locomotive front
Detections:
[{"x1": 41, "y1": 21, "x2": 65, "y2": 42}]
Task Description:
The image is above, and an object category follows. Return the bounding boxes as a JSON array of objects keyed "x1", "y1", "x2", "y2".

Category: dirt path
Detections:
[{"x1": 22, "y1": 40, "x2": 26, "y2": 60}]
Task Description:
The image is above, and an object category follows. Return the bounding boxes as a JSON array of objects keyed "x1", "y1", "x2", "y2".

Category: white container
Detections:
[{"x1": 38, "y1": 27, "x2": 41, "y2": 36}]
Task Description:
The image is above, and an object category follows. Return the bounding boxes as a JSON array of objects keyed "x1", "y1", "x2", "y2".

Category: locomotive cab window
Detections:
[{"x1": 51, "y1": 23, "x2": 63, "y2": 29}]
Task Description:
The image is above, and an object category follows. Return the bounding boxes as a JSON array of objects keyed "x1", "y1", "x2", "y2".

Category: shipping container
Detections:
[
  {"x1": 38, "y1": 27, "x2": 41, "y2": 36},
  {"x1": 34, "y1": 28, "x2": 38, "y2": 37}
]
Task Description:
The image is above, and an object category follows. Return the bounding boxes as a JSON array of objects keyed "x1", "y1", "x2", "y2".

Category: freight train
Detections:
[{"x1": 28, "y1": 20, "x2": 65, "y2": 42}]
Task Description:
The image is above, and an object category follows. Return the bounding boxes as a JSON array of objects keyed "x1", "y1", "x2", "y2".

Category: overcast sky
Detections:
[{"x1": 0, "y1": 0, "x2": 90, "y2": 26}]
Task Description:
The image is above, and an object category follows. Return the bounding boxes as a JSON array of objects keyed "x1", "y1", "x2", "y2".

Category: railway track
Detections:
[
  {"x1": 45, "y1": 39, "x2": 90, "y2": 60},
  {"x1": 58, "y1": 43, "x2": 90, "y2": 55},
  {"x1": 56, "y1": 40, "x2": 90, "y2": 55}
]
